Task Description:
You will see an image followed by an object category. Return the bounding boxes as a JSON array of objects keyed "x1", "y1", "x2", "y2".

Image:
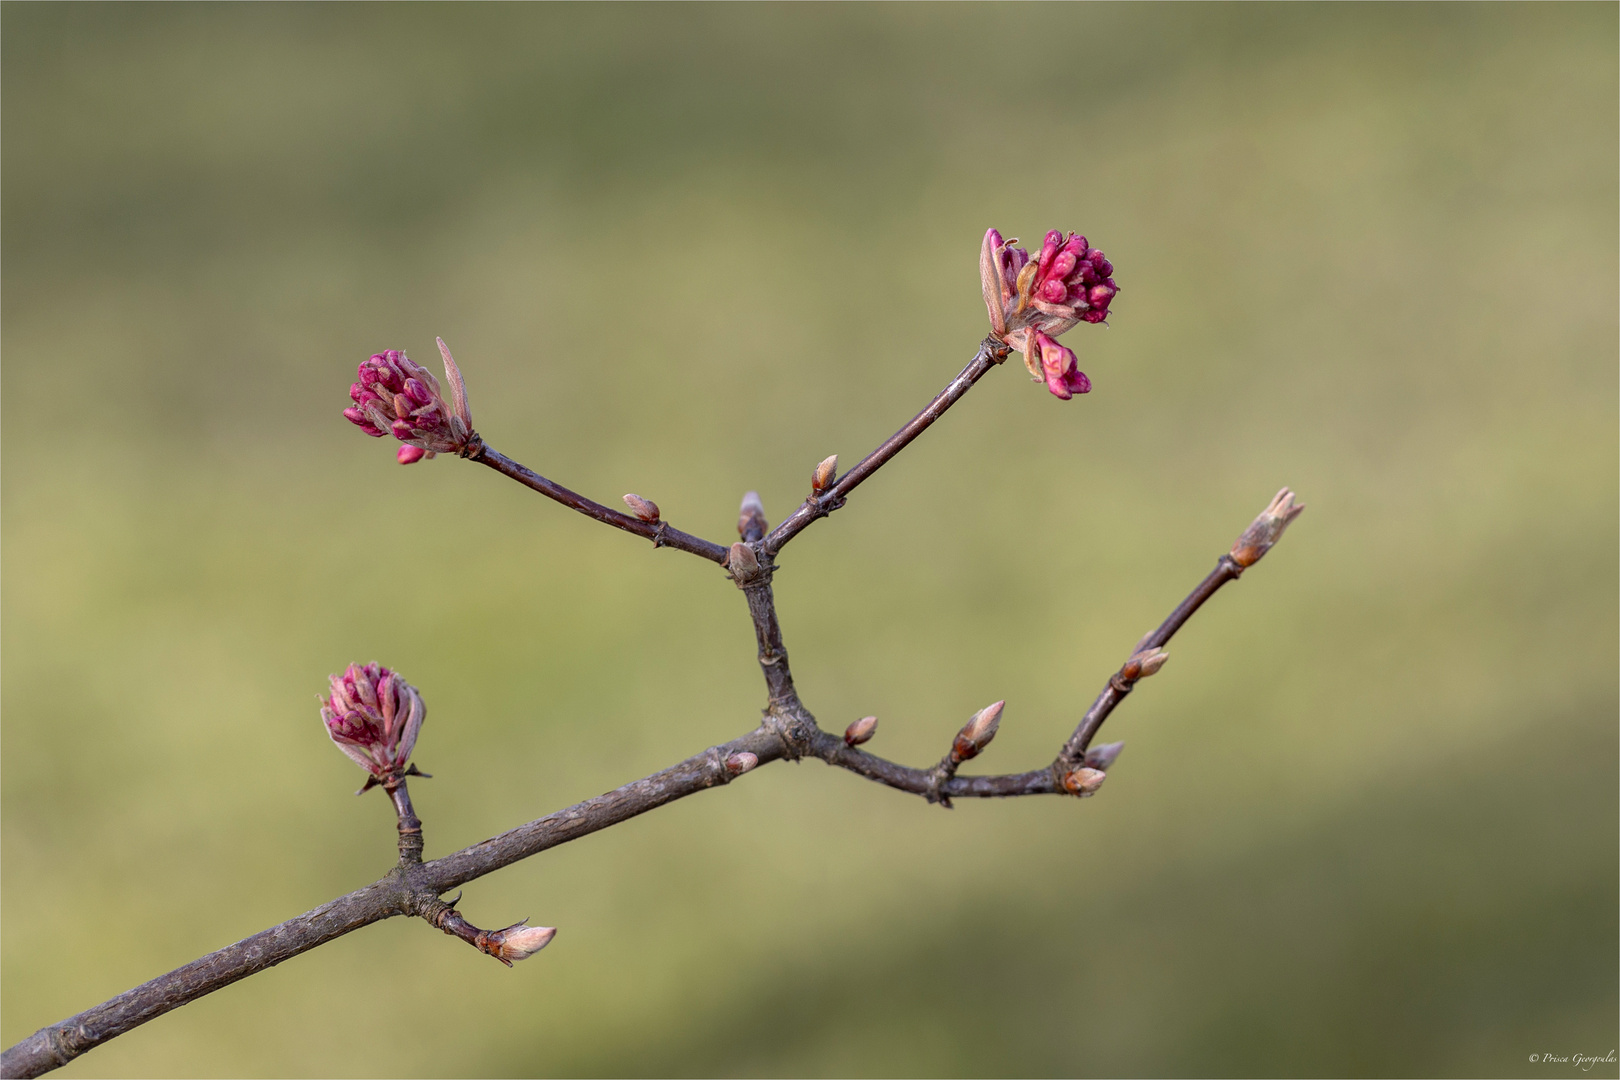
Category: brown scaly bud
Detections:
[
  {"x1": 1083, "y1": 741, "x2": 1125, "y2": 771},
  {"x1": 727, "y1": 541, "x2": 760, "y2": 578},
  {"x1": 1120, "y1": 647, "x2": 1169, "y2": 682},
  {"x1": 844, "y1": 715, "x2": 878, "y2": 747},
  {"x1": 811, "y1": 454, "x2": 838, "y2": 494},
  {"x1": 482, "y1": 921, "x2": 557, "y2": 965},
  {"x1": 1231, "y1": 487, "x2": 1305, "y2": 568},
  {"x1": 950, "y1": 700, "x2": 1004, "y2": 764},
  {"x1": 1063, "y1": 766, "x2": 1107, "y2": 797},
  {"x1": 622, "y1": 494, "x2": 661, "y2": 523},
  {"x1": 738, "y1": 491, "x2": 767, "y2": 542},
  {"x1": 725, "y1": 751, "x2": 759, "y2": 776}
]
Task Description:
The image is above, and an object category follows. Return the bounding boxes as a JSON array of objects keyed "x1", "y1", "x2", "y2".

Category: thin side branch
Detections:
[
  {"x1": 474, "y1": 445, "x2": 730, "y2": 565},
  {"x1": 764, "y1": 337, "x2": 1009, "y2": 556}
]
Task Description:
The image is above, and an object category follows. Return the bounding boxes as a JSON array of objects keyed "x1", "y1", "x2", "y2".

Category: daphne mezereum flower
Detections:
[
  {"x1": 320, "y1": 662, "x2": 425, "y2": 780},
  {"x1": 343, "y1": 338, "x2": 474, "y2": 464},
  {"x1": 980, "y1": 228, "x2": 1117, "y2": 398}
]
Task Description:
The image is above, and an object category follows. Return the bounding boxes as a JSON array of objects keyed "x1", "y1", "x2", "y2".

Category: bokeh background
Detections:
[{"x1": 3, "y1": 4, "x2": 1615, "y2": 1077}]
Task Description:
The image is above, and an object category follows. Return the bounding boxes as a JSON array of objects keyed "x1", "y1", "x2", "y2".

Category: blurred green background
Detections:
[{"x1": 3, "y1": 4, "x2": 1615, "y2": 1077}]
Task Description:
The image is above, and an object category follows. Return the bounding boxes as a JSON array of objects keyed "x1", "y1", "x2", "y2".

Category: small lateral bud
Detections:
[
  {"x1": 727, "y1": 541, "x2": 760, "y2": 577},
  {"x1": 1120, "y1": 647, "x2": 1168, "y2": 683},
  {"x1": 844, "y1": 715, "x2": 878, "y2": 747},
  {"x1": 1083, "y1": 741, "x2": 1125, "y2": 771},
  {"x1": 1063, "y1": 766, "x2": 1107, "y2": 797},
  {"x1": 484, "y1": 921, "x2": 556, "y2": 965},
  {"x1": 738, "y1": 490, "x2": 767, "y2": 542},
  {"x1": 1231, "y1": 488, "x2": 1305, "y2": 568},
  {"x1": 622, "y1": 493, "x2": 661, "y2": 522},
  {"x1": 725, "y1": 751, "x2": 759, "y2": 776},
  {"x1": 950, "y1": 700, "x2": 1004, "y2": 764},
  {"x1": 811, "y1": 454, "x2": 838, "y2": 494}
]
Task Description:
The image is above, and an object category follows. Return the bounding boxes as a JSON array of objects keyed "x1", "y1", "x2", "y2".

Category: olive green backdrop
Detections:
[{"x1": 3, "y1": 4, "x2": 1615, "y2": 1077}]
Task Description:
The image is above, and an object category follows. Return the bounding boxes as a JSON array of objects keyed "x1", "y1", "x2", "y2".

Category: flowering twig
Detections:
[{"x1": 2, "y1": 227, "x2": 1306, "y2": 1080}]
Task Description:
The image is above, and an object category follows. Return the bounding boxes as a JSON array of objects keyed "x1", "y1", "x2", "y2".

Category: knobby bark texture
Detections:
[{"x1": 2, "y1": 335, "x2": 1301, "y2": 1079}]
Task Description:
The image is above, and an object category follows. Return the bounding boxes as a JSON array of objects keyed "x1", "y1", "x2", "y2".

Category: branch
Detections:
[
  {"x1": 9, "y1": 292, "x2": 1305, "y2": 1078},
  {"x1": 803, "y1": 488, "x2": 1306, "y2": 803},
  {"x1": 763, "y1": 336, "x2": 1009, "y2": 556},
  {"x1": 473, "y1": 444, "x2": 730, "y2": 565},
  {"x1": 1, "y1": 724, "x2": 786, "y2": 1080}
]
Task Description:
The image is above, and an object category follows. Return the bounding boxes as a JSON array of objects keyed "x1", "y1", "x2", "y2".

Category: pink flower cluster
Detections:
[
  {"x1": 980, "y1": 228, "x2": 1118, "y2": 399},
  {"x1": 320, "y1": 662, "x2": 425, "y2": 779},
  {"x1": 343, "y1": 339, "x2": 474, "y2": 464}
]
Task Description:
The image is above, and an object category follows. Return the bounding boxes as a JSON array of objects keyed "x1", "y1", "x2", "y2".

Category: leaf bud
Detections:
[
  {"x1": 622, "y1": 493, "x2": 661, "y2": 523},
  {"x1": 1083, "y1": 741, "x2": 1125, "y2": 771},
  {"x1": 950, "y1": 700, "x2": 1004, "y2": 764},
  {"x1": 1063, "y1": 766, "x2": 1107, "y2": 797},
  {"x1": 725, "y1": 751, "x2": 759, "y2": 776},
  {"x1": 811, "y1": 454, "x2": 838, "y2": 494},
  {"x1": 738, "y1": 490, "x2": 767, "y2": 542},
  {"x1": 844, "y1": 715, "x2": 878, "y2": 747},
  {"x1": 484, "y1": 921, "x2": 556, "y2": 965},
  {"x1": 1230, "y1": 488, "x2": 1305, "y2": 568}
]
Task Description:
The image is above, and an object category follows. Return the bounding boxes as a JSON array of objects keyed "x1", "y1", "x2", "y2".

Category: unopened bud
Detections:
[
  {"x1": 1083, "y1": 741, "x2": 1125, "y2": 771},
  {"x1": 727, "y1": 541, "x2": 760, "y2": 577},
  {"x1": 1230, "y1": 488, "x2": 1305, "y2": 568},
  {"x1": 1063, "y1": 766, "x2": 1107, "y2": 797},
  {"x1": 622, "y1": 493, "x2": 661, "y2": 522},
  {"x1": 320, "y1": 663, "x2": 426, "y2": 781},
  {"x1": 738, "y1": 490, "x2": 767, "y2": 542},
  {"x1": 844, "y1": 715, "x2": 878, "y2": 747},
  {"x1": 397, "y1": 445, "x2": 430, "y2": 465},
  {"x1": 725, "y1": 751, "x2": 759, "y2": 776},
  {"x1": 345, "y1": 343, "x2": 476, "y2": 460},
  {"x1": 811, "y1": 454, "x2": 838, "y2": 494},
  {"x1": 484, "y1": 921, "x2": 556, "y2": 965},
  {"x1": 1120, "y1": 646, "x2": 1169, "y2": 683},
  {"x1": 950, "y1": 700, "x2": 1004, "y2": 764}
]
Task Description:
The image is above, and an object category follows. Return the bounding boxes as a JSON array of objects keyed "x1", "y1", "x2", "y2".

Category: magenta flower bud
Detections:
[
  {"x1": 1036, "y1": 332, "x2": 1091, "y2": 400},
  {"x1": 320, "y1": 662, "x2": 425, "y2": 780},
  {"x1": 979, "y1": 226, "x2": 1117, "y2": 398},
  {"x1": 344, "y1": 338, "x2": 476, "y2": 462},
  {"x1": 397, "y1": 445, "x2": 429, "y2": 465}
]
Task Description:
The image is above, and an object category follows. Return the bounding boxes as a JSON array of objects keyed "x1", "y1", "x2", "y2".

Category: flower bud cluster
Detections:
[
  {"x1": 321, "y1": 662, "x2": 425, "y2": 779},
  {"x1": 343, "y1": 339, "x2": 474, "y2": 464},
  {"x1": 980, "y1": 228, "x2": 1118, "y2": 399}
]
